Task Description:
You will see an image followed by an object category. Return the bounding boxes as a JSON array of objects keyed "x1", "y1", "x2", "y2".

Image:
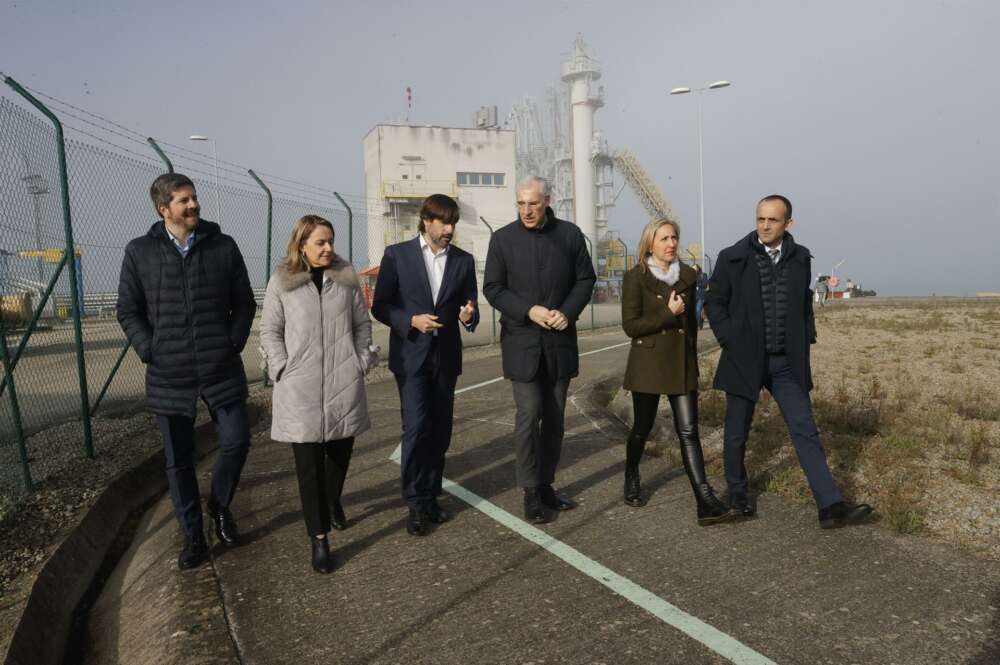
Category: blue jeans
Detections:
[{"x1": 722, "y1": 355, "x2": 842, "y2": 509}]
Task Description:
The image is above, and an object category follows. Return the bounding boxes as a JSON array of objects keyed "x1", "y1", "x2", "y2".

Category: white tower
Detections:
[{"x1": 560, "y1": 36, "x2": 603, "y2": 255}]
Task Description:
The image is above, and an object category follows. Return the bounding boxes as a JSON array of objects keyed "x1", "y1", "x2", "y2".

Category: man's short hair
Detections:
[
  {"x1": 758, "y1": 194, "x2": 793, "y2": 220},
  {"x1": 418, "y1": 193, "x2": 459, "y2": 233},
  {"x1": 150, "y1": 173, "x2": 195, "y2": 214},
  {"x1": 516, "y1": 175, "x2": 551, "y2": 196}
]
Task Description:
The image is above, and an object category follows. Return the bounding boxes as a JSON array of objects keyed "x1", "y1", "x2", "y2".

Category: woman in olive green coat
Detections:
[{"x1": 621, "y1": 219, "x2": 732, "y2": 525}]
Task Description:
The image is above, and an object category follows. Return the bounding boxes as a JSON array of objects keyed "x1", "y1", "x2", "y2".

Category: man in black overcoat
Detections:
[
  {"x1": 483, "y1": 176, "x2": 596, "y2": 523},
  {"x1": 705, "y1": 194, "x2": 872, "y2": 529},
  {"x1": 117, "y1": 173, "x2": 256, "y2": 568}
]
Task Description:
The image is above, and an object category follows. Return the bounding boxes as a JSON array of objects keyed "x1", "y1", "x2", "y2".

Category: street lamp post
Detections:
[
  {"x1": 188, "y1": 134, "x2": 222, "y2": 224},
  {"x1": 669, "y1": 80, "x2": 731, "y2": 269}
]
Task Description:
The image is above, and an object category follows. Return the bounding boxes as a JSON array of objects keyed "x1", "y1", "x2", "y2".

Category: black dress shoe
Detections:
[
  {"x1": 539, "y1": 484, "x2": 577, "y2": 511},
  {"x1": 624, "y1": 465, "x2": 646, "y2": 507},
  {"x1": 311, "y1": 536, "x2": 333, "y2": 574},
  {"x1": 178, "y1": 532, "x2": 209, "y2": 570},
  {"x1": 523, "y1": 488, "x2": 550, "y2": 524},
  {"x1": 818, "y1": 501, "x2": 873, "y2": 529},
  {"x1": 428, "y1": 501, "x2": 452, "y2": 524},
  {"x1": 331, "y1": 502, "x2": 348, "y2": 531},
  {"x1": 207, "y1": 496, "x2": 240, "y2": 547},
  {"x1": 406, "y1": 508, "x2": 430, "y2": 536},
  {"x1": 730, "y1": 495, "x2": 756, "y2": 519}
]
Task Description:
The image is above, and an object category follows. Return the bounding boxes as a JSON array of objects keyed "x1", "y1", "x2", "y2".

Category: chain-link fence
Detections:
[{"x1": 0, "y1": 76, "x2": 625, "y2": 512}]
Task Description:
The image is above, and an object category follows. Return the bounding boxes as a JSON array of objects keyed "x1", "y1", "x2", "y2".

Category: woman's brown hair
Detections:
[{"x1": 281, "y1": 215, "x2": 335, "y2": 273}]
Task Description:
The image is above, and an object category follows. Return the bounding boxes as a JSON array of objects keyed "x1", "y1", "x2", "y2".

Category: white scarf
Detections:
[{"x1": 646, "y1": 257, "x2": 680, "y2": 285}]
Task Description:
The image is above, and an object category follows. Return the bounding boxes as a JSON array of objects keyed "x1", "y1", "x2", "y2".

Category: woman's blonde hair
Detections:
[
  {"x1": 282, "y1": 215, "x2": 335, "y2": 273},
  {"x1": 634, "y1": 218, "x2": 680, "y2": 272}
]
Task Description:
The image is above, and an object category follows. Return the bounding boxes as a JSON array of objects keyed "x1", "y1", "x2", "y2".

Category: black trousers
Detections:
[
  {"x1": 395, "y1": 345, "x2": 458, "y2": 511},
  {"x1": 723, "y1": 354, "x2": 842, "y2": 508},
  {"x1": 511, "y1": 360, "x2": 570, "y2": 489},
  {"x1": 291, "y1": 438, "x2": 354, "y2": 537},
  {"x1": 158, "y1": 399, "x2": 251, "y2": 539}
]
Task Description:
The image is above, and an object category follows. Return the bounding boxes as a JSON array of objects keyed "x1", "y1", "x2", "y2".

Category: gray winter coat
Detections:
[{"x1": 260, "y1": 257, "x2": 375, "y2": 443}]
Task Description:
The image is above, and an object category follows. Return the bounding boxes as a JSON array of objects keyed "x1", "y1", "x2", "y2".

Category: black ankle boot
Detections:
[
  {"x1": 624, "y1": 464, "x2": 646, "y2": 507},
  {"x1": 311, "y1": 536, "x2": 333, "y2": 574},
  {"x1": 694, "y1": 483, "x2": 735, "y2": 525}
]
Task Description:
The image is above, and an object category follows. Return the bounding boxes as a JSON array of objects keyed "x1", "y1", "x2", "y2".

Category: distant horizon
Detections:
[{"x1": 1, "y1": 1, "x2": 996, "y2": 297}]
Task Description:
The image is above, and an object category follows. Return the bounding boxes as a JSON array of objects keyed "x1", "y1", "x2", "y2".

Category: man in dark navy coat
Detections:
[
  {"x1": 117, "y1": 173, "x2": 256, "y2": 569},
  {"x1": 372, "y1": 194, "x2": 479, "y2": 536},
  {"x1": 705, "y1": 194, "x2": 872, "y2": 529},
  {"x1": 484, "y1": 176, "x2": 596, "y2": 524}
]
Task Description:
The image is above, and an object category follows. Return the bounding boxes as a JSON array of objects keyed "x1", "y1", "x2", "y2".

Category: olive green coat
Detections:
[{"x1": 621, "y1": 262, "x2": 699, "y2": 395}]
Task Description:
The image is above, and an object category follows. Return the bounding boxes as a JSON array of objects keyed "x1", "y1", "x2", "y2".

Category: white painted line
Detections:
[
  {"x1": 390, "y1": 339, "x2": 627, "y2": 461},
  {"x1": 578, "y1": 341, "x2": 630, "y2": 357},
  {"x1": 438, "y1": 476, "x2": 776, "y2": 665},
  {"x1": 385, "y1": 336, "x2": 774, "y2": 664}
]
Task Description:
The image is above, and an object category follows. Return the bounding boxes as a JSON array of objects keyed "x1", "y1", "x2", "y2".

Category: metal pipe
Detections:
[
  {"x1": 4, "y1": 74, "x2": 94, "y2": 458},
  {"x1": 146, "y1": 137, "x2": 173, "y2": 173},
  {"x1": 479, "y1": 216, "x2": 497, "y2": 340},
  {"x1": 0, "y1": 303, "x2": 32, "y2": 491},
  {"x1": 0, "y1": 253, "x2": 67, "y2": 398},
  {"x1": 90, "y1": 341, "x2": 130, "y2": 417},
  {"x1": 583, "y1": 235, "x2": 596, "y2": 331},
  {"x1": 248, "y1": 170, "x2": 273, "y2": 284},
  {"x1": 333, "y1": 192, "x2": 353, "y2": 265}
]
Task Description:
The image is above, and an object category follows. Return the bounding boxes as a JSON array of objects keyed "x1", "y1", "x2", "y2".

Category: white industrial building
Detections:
[{"x1": 362, "y1": 123, "x2": 516, "y2": 289}]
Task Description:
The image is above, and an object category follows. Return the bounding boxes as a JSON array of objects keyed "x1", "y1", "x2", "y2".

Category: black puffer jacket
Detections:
[
  {"x1": 117, "y1": 220, "x2": 256, "y2": 416},
  {"x1": 754, "y1": 239, "x2": 789, "y2": 354}
]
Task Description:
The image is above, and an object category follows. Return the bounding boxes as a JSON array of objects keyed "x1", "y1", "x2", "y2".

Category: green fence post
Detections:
[
  {"x1": 333, "y1": 192, "x2": 353, "y2": 265},
  {"x1": 146, "y1": 137, "x2": 174, "y2": 173},
  {"x1": 583, "y1": 235, "x2": 596, "y2": 331},
  {"x1": 248, "y1": 169, "x2": 273, "y2": 385},
  {"x1": 90, "y1": 342, "x2": 130, "y2": 417},
  {"x1": 248, "y1": 170, "x2": 273, "y2": 284},
  {"x1": 0, "y1": 254, "x2": 67, "y2": 398},
  {"x1": 479, "y1": 216, "x2": 497, "y2": 341},
  {"x1": 0, "y1": 310, "x2": 33, "y2": 492},
  {"x1": 4, "y1": 75, "x2": 94, "y2": 459}
]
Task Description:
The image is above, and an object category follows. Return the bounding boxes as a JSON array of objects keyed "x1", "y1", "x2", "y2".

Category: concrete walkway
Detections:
[{"x1": 84, "y1": 330, "x2": 1000, "y2": 665}]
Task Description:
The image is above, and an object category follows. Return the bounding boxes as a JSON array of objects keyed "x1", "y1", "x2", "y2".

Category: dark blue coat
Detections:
[
  {"x1": 116, "y1": 220, "x2": 256, "y2": 416},
  {"x1": 705, "y1": 231, "x2": 817, "y2": 401},
  {"x1": 483, "y1": 211, "x2": 596, "y2": 382},
  {"x1": 371, "y1": 237, "x2": 479, "y2": 377}
]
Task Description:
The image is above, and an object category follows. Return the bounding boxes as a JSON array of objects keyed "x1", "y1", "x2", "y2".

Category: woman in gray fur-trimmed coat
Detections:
[{"x1": 260, "y1": 215, "x2": 376, "y2": 573}]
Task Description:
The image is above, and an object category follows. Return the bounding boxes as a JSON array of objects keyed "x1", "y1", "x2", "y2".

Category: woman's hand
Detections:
[{"x1": 668, "y1": 291, "x2": 685, "y2": 316}]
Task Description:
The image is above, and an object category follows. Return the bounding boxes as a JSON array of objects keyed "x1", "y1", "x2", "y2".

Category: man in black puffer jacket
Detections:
[
  {"x1": 117, "y1": 173, "x2": 256, "y2": 568},
  {"x1": 705, "y1": 194, "x2": 873, "y2": 529}
]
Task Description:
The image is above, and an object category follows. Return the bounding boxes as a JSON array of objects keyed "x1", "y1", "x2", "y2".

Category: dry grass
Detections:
[{"x1": 703, "y1": 298, "x2": 1000, "y2": 558}]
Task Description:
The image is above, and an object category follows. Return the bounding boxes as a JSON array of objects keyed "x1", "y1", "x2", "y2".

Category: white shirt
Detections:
[{"x1": 419, "y1": 233, "x2": 449, "y2": 304}]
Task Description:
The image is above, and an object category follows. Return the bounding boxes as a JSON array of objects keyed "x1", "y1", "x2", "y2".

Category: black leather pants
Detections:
[{"x1": 628, "y1": 391, "x2": 710, "y2": 494}]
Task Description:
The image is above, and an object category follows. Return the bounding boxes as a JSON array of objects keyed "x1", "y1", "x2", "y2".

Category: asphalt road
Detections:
[{"x1": 80, "y1": 327, "x2": 1000, "y2": 664}]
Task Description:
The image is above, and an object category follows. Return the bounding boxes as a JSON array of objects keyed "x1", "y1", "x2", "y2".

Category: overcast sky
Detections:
[{"x1": 2, "y1": 0, "x2": 997, "y2": 295}]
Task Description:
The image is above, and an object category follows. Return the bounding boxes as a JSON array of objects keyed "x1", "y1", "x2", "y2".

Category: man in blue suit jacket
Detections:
[{"x1": 372, "y1": 194, "x2": 480, "y2": 536}]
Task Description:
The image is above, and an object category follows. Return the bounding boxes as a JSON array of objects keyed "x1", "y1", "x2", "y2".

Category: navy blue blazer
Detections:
[{"x1": 371, "y1": 237, "x2": 480, "y2": 377}]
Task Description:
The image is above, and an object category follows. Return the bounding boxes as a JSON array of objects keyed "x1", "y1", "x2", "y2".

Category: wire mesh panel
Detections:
[{"x1": 0, "y1": 95, "x2": 83, "y2": 504}]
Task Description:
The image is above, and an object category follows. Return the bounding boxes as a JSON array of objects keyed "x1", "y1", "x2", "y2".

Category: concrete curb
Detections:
[{"x1": 1, "y1": 405, "x2": 261, "y2": 665}]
